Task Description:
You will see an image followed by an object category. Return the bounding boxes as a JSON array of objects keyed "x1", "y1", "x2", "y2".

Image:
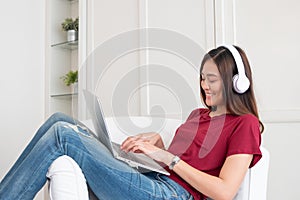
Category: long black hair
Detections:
[{"x1": 200, "y1": 46, "x2": 264, "y2": 133}]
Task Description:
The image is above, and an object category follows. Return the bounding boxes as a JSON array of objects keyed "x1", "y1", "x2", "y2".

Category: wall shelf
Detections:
[
  {"x1": 51, "y1": 40, "x2": 78, "y2": 50},
  {"x1": 46, "y1": 0, "x2": 79, "y2": 117},
  {"x1": 50, "y1": 93, "x2": 78, "y2": 98}
]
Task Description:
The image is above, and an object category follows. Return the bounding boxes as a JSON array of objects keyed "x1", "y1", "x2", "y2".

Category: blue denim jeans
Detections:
[{"x1": 0, "y1": 112, "x2": 193, "y2": 200}]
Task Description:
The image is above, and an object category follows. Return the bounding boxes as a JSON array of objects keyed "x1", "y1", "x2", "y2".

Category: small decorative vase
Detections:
[
  {"x1": 67, "y1": 30, "x2": 78, "y2": 42},
  {"x1": 71, "y1": 82, "x2": 78, "y2": 94}
]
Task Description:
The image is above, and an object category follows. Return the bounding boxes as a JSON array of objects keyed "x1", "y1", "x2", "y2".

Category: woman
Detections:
[{"x1": 0, "y1": 45, "x2": 263, "y2": 200}]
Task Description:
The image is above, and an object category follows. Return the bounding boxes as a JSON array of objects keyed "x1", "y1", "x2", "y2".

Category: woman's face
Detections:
[{"x1": 200, "y1": 59, "x2": 225, "y2": 109}]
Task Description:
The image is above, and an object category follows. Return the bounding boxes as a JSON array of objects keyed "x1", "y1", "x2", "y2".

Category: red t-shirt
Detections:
[{"x1": 166, "y1": 108, "x2": 262, "y2": 200}]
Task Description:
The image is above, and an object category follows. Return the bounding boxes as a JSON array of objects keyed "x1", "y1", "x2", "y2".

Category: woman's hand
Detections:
[
  {"x1": 120, "y1": 133, "x2": 173, "y2": 164},
  {"x1": 121, "y1": 132, "x2": 165, "y2": 152}
]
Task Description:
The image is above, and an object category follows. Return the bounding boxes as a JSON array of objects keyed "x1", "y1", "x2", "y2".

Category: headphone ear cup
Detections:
[{"x1": 232, "y1": 74, "x2": 250, "y2": 94}]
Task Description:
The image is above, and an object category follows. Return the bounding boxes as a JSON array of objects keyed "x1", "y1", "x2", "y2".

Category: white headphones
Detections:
[{"x1": 222, "y1": 45, "x2": 250, "y2": 94}]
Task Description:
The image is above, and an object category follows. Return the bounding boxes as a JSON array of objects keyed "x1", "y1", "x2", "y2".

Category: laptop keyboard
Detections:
[{"x1": 112, "y1": 143, "x2": 141, "y2": 163}]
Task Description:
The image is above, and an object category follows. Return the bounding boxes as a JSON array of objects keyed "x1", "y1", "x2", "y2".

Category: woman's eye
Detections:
[{"x1": 208, "y1": 79, "x2": 217, "y2": 83}]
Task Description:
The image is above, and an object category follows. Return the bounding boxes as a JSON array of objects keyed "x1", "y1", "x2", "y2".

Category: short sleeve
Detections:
[{"x1": 227, "y1": 114, "x2": 262, "y2": 168}]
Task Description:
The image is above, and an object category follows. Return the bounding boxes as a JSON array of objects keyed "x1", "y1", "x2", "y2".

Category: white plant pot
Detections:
[
  {"x1": 70, "y1": 83, "x2": 78, "y2": 94},
  {"x1": 67, "y1": 30, "x2": 78, "y2": 42},
  {"x1": 71, "y1": 83, "x2": 78, "y2": 94}
]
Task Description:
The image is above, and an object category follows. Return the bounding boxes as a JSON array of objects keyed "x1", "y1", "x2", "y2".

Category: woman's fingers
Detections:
[
  {"x1": 120, "y1": 136, "x2": 135, "y2": 152},
  {"x1": 121, "y1": 136, "x2": 149, "y2": 153},
  {"x1": 130, "y1": 142, "x2": 172, "y2": 163},
  {"x1": 121, "y1": 132, "x2": 162, "y2": 153},
  {"x1": 121, "y1": 139, "x2": 174, "y2": 164},
  {"x1": 121, "y1": 135, "x2": 143, "y2": 152}
]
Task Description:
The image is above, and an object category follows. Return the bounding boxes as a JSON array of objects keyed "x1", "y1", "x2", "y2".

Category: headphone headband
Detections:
[{"x1": 222, "y1": 45, "x2": 250, "y2": 94}]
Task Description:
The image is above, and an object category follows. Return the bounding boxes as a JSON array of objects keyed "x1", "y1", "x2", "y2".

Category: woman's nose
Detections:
[{"x1": 201, "y1": 79, "x2": 210, "y2": 90}]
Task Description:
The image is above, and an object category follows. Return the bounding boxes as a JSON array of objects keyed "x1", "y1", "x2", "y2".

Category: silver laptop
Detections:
[{"x1": 83, "y1": 89, "x2": 170, "y2": 175}]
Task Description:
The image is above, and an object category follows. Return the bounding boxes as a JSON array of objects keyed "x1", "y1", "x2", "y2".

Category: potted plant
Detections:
[
  {"x1": 61, "y1": 70, "x2": 78, "y2": 93},
  {"x1": 61, "y1": 17, "x2": 79, "y2": 42}
]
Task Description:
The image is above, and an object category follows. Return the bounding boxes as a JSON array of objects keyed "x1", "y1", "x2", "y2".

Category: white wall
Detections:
[
  {"x1": 0, "y1": 0, "x2": 45, "y2": 199},
  {"x1": 85, "y1": 0, "x2": 213, "y2": 121},
  {"x1": 234, "y1": 0, "x2": 300, "y2": 199},
  {"x1": 146, "y1": 0, "x2": 213, "y2": 120},
  {"x1": 263, "y1": 122, "x2": 300, "y2": 199},
  {"x1": 84, "y1": 0, "x2": 141, "y2": 118}
]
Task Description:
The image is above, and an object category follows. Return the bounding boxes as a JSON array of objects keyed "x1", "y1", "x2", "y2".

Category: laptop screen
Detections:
[{"x1": 83, "y1": 89, "x2": 114, "y2": 154}]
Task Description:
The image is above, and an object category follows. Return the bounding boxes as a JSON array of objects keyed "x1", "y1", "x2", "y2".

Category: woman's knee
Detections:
[
  {"x1": 49, "y1": 112, "x2": 70, "y2": 121},
  {"x1": 48, "y1": 112, "x2": 75, "y2": 125},
  {"x1": 51, "y1": 121, "x2": 88, "y2": 141}
]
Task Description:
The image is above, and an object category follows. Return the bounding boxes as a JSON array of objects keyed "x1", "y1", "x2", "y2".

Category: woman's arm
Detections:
[
  {"x1": 121, "y1": 139, "x2": 253, "y2": 200},
  {"x1": 173, "y1": 154, "x2": 252, "y2": 200}
]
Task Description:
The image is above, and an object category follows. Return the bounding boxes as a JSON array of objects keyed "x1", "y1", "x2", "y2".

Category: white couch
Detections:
[{"x1": 46, "y1": 117, "x2": 270, "y2": 200}]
